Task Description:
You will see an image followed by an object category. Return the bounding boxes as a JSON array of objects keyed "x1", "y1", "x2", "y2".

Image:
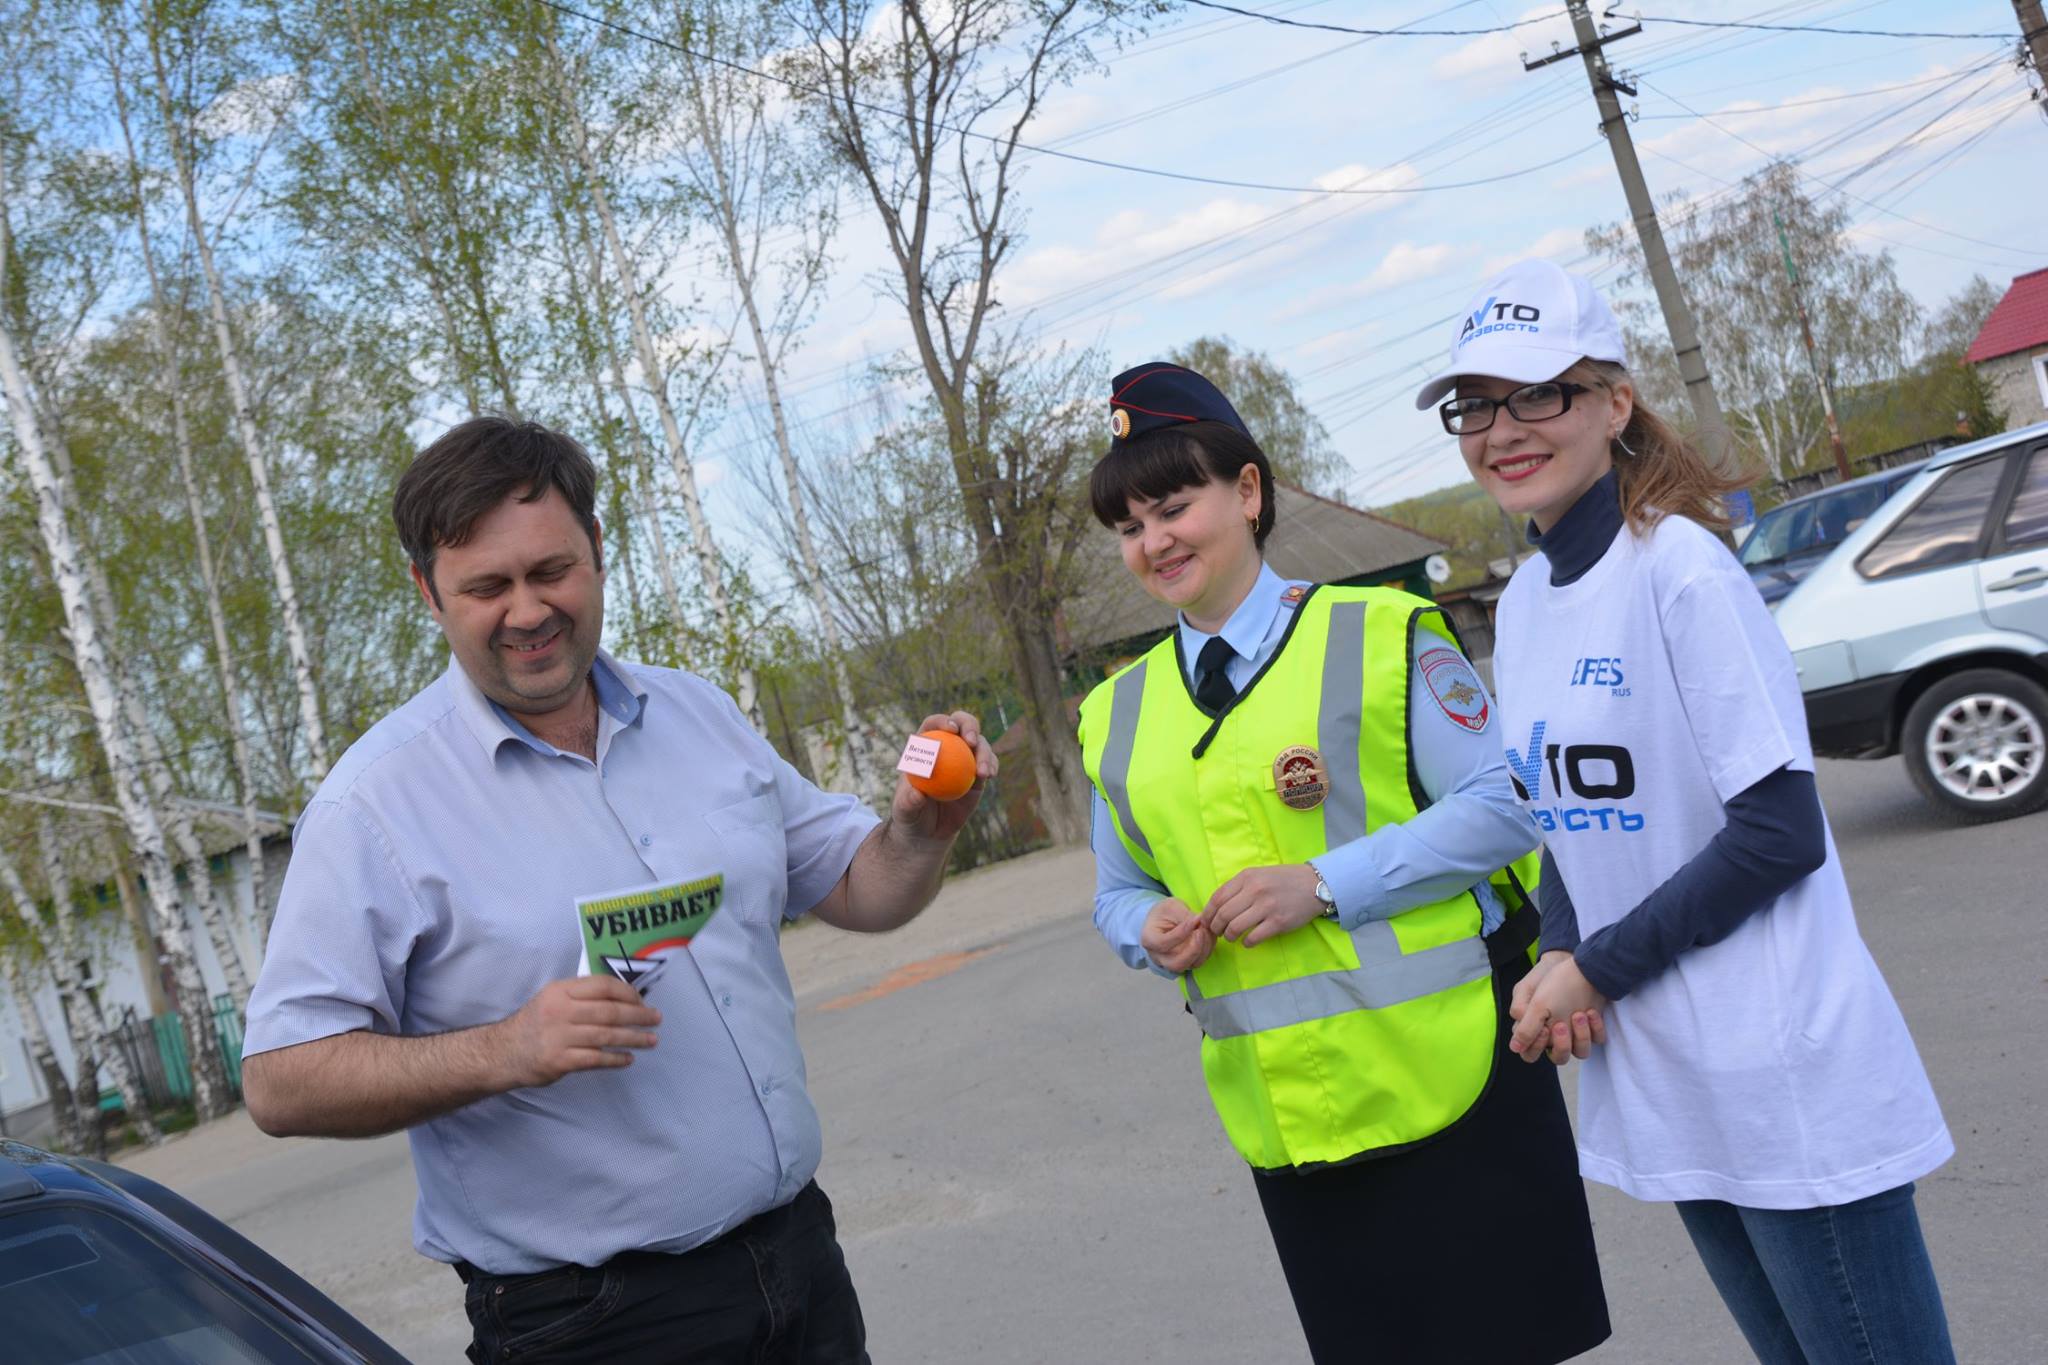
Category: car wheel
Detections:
[{"x1": 1902, "y1": 669, "x2": 2048, "y2": 823}]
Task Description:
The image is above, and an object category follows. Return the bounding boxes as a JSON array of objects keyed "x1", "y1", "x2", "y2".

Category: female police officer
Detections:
[{"x1": 1076, "y1": 363, "x2": 1609, "y2": 1364}]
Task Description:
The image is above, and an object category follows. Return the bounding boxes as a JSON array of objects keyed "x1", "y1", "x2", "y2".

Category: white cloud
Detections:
[
  {"x1": 1031, "y1": 92, "x2": 1114, "y2": 145},
  {"x1": 1292, "y1": 323, "x2": 1382, "y2": 359},
  {"x1": 198, "y1": 73, "x2": 299, "y2": 140},
  {"x1": 1002, "y1": 160, "x2": 1425, "y2": 314},
  {"x1": 1002, "y1": 195, "x2": 1281, "y2": 309},
  {"x1": 1482, "y1": 227, "x2": 1585, "y2": 274},
  {"x1": 1313, "y1": 163, "x2": 1424, "y2": 196},
  {"x1": 1433, "y1": 7, "x2": 1575, "y2": 83},
  {"x1": 1362, "y1": 241, "x2": 1459, "y2": 292}
]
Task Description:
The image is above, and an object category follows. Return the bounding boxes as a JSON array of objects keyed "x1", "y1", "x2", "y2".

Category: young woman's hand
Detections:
[
  {"x1": 1540, "y1": 1009, "x2": 1607, "y2": 1066},
  {"x1": 1202, "y1": 864, "x2": 1325, "y2": 947},
  {"x1": 1509, "y1": 954, "x2": 1609, "y2": 1063},
  {"x1": 1141, "y1": 898, "x2": 1215, "y2": 973}
]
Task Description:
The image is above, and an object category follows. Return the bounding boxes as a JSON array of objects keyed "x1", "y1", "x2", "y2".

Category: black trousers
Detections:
[
  {"x1": 1252, "y1": 967, "x2": 1611, "y2": 1365},
  {"x1": 457, "y1": 1182, "x2": 868, "y2": 1365}
]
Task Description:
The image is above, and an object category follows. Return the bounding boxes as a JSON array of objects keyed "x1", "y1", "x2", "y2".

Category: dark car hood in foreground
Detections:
[{"x1": 0, "y1": 1140, "x2": 410, "y2": 1363}]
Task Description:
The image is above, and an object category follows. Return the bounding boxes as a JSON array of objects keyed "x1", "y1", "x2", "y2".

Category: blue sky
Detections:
[{"x1": 694, "y1": 0, "x2": 2047, "y2": 532}]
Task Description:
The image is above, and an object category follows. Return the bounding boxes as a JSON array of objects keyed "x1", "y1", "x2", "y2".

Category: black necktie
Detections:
[{"x1": 1195, "y1": 636, "x2": 1238, "y2": 712}]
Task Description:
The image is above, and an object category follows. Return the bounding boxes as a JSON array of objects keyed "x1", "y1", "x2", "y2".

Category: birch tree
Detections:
[
  {"x1": 784, "y1": 0, "x2": 1150, "y2": 842},
  {"x1": 279, "y1": 0, "x2": 535, "y2": 416},
  {"x1": 1588, "y1": 161, "x2": 1921, "y2": 480},
  {"x1": 0, "y1": 892, "x2": 82, "y2": 1154},
  {"x1": 531, "y1": 15, "x2": 762, "y2": 722},
  {"x1": 99, "y1": 12, "x2": 267, "y2": 969},
  {"x1": 0, "y1": 245, "x2": 229, "y2": 1126},
  {"x1": 137, "y1": 0, "x2": 331, "y2": 782},
  {"x1": 672, "y1": 0, "x2": 871, "y2": 788},
  {"x1": 1, "y1": 3, "x2": 227, "y2": 1119},
  {"x1": 538, "y1": 134, "x2": 690, "y2": 642},
  {"x1": 34, "y1": 810, "x2": 164, "y2": 1145},
  {"x1": 0, "y1": 825, "x2": 156, "y2": 1147}
]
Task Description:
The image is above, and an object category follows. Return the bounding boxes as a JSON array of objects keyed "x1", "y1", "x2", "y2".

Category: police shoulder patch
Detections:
[{"x1": 1418, "y1": 645, "x2": 1490, "y2": 733}]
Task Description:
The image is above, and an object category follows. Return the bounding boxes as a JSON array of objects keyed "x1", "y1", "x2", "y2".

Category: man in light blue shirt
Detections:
[
  {"x1": 242, "y1": 417, "x2": 994, "y2": 1365},
  {"x1": 1091, "y1": 563, "x2": 1535, "y2": 974}
]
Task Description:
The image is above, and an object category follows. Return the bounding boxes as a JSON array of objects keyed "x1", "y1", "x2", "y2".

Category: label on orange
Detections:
[{"x1": 896, "y1": 734, "x2": 941, "y2": 779}]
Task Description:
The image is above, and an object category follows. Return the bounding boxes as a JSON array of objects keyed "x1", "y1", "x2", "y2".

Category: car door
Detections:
[{"x1": 1978, "y1": 439, "x2": 2048, "y2": 643}]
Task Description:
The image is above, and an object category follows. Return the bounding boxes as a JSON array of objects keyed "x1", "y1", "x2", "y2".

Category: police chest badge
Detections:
[
  {"x1": 1419, "y1": 646, "x2": 1490, "y2": 733},
  {"x1": 1273, "y1": 745, "x2": 1328, "y2": 811}
]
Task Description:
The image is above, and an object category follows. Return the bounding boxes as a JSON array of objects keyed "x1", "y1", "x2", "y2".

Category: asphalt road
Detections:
[{"x1": 122, "y1": 758, "x2": 2046, "y2": 1363}]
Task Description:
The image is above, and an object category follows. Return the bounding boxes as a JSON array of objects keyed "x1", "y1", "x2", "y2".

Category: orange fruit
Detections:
[{"x1": 906, "y1": 729, "x2": 977, "y2": 801}]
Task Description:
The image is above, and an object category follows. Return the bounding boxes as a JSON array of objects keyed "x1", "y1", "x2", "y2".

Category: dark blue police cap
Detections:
[{"x1": 1107, "y1": 363, "x2": 1249, "y2": 448}]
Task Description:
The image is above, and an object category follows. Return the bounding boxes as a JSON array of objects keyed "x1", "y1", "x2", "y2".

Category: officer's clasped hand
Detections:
[
  {"x1": 1202, "y1": 864, "x2": 1325, "y2": 948},
  {"x1": 1141, "y1": 898, "x2": 1214, "y2": 973},
  {"x1": 1509, "y1": 951, "x2": 1609, "y2": 1066}
]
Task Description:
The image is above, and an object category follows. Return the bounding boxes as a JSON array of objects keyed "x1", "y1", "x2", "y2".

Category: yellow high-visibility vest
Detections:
[{"x1": 1078, "y1": 584, "x2": 1537, "y2": 1169}]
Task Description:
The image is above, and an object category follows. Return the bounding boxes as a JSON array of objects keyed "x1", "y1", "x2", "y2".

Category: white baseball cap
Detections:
[{"x1": 1412, "y1": 259, "x2": 1627, "y2": 411}]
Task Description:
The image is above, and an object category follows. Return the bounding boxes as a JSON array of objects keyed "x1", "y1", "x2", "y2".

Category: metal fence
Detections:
[
  {"x1": 102, "y1": 995, "x2": 245, "y2": 1114},
  {"x1": 1767, "y1": 437, "x2": 1961, "y2": 505}
]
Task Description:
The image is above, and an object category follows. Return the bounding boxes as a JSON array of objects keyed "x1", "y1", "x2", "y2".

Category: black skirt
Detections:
[{"x1": 1251, "y1": 967, "x2": 1611, "y2": 1365}]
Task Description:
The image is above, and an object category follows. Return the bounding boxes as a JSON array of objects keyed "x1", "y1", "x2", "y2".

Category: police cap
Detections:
[{"x1": 1107, "y1": 363, "x2": 1249, "y2": 448}]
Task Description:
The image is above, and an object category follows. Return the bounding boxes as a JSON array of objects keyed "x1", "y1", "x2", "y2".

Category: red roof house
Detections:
[{"x1": 1965, "y1": 268, "x2": 2048, "y2": 426}]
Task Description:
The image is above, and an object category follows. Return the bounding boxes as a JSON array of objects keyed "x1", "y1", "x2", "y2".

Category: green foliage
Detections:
[
  {"x1": 1167, "y1": 336, "x2": 1347, "y2": 496},
  {"x1": 1371, "y1": 482, "x2": 1524, "y2": 588}
]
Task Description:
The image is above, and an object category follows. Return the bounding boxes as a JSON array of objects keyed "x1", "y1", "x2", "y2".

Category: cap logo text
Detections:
[{"x1": 1457, "y1": 297, "x2": 1543, "y2": 348}]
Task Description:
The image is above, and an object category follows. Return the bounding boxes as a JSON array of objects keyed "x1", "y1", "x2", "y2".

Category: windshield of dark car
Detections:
[
  {"x1": 1740, "y1": 482, "x2": 1895, "y2": 568},
  {"x1": 0, "y1": 1204, "x2": 321, "y2": 1363}
]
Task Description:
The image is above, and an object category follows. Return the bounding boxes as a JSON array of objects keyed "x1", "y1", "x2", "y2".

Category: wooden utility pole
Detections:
[
  {"x1": 1528, "y1": 1, "x2": 1735, "y2": 475},
  {"x1": 2017, "y1": 2, "x2": 2048, "y2": 118}
]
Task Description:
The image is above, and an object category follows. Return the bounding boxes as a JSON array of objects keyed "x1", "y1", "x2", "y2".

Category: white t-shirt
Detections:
[{"x1": 1494, "y1": 513, "x2": 1951, "y2": 1209}]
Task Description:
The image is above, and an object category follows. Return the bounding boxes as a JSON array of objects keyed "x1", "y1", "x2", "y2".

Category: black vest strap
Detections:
[{"x1": 1483, "y1": 902, "x2": 1541, "y2": 971}]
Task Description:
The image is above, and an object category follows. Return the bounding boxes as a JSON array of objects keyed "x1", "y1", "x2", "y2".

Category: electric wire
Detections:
[
  {"x1": 1632, "y1": 68, "x2": 1994, "y2": 118},
  {"x1": 532, "y1": 0, "x2": 1589, "y2": 197},
  {"x1": 1639, "y1": 73, "x2": 2038, "y2": 257},
  {"x1": 1634, "y1": 15, "x2": 2023, "y2": 41},
  {"x1": 1177, "y1": 1, "x2": 1564, "y2": 37}
]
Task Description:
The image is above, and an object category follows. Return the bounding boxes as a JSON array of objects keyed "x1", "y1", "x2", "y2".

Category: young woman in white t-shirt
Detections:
[{"x1": 1415, "y1": 259, "x2": 1956, "y2": 1365}]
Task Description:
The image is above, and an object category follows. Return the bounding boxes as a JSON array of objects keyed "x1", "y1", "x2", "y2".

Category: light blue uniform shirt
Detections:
[
  {"x1": 1091, "y1": 565, "x2": 1537, "y2": 973},
  {"x1": 244, "y1": 650, "x2": 878, "y2": 1274}
]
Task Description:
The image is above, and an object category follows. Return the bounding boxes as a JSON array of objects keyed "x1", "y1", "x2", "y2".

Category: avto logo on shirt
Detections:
[
  {"x1": 1505, "y1": 720, "x2": 1647, "y2": 833},
  {"x1": 1570, "y1": 656, "x2": 1630, "y2": 697},
  {"x1": 1457, "y1": 296, "x2": 1542, "y2": 349}
]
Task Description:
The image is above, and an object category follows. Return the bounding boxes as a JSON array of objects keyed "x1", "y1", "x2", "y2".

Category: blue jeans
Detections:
[{"x1": 1676, "y1": 1182, "x2": 1953, "y2": 1365}]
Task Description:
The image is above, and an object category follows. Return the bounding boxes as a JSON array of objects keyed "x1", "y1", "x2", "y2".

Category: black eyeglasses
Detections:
[{"x1": 1439, "y1": 381, "x2": 1590, "y2": 435}]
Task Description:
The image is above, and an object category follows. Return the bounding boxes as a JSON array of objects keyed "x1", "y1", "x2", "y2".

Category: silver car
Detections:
[{"x1": 1775, "y1": 419, "x2": 2048, "y2": 822}]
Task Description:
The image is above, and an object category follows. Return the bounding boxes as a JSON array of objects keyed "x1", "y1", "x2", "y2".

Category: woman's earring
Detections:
[{"x1": 1612, "y1": 429, "x2": 1637, "y2": 459}]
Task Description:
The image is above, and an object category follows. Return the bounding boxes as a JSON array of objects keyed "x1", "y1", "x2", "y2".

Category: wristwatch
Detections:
[{"x1": 1312, "y1": 872, "x2": 1339, "y2": 921}]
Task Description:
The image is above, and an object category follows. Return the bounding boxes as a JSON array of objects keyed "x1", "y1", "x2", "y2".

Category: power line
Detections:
[
  {"x1": 1178, "y1": 1, "x2": 1563, "y2": 36},
  {"x1": 1183, "y1": 1, "x2": 2015, "y2": 49},
  {"x1": 537, "y1": 0, "x2": 1619, "y2": 461},
  {"x1": 1633, "y1": 15, "x2": 2016, "y2": 40},
  {"x1": 532, "y1": 0, "x2": 1585, "y2": 197},
  {"x1": 1633, "y1": 68, "x2": 1992, "y2": 118},
  {"x1": 680, "y1": 1, "x2": 1850, "y2": 427},
  {"x1": 1865, "y1": 105, "x2": 2026, "y2": 213},
  {"x1": 1639, "y1": 73, "x2": 2039, "y2": 257}
]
